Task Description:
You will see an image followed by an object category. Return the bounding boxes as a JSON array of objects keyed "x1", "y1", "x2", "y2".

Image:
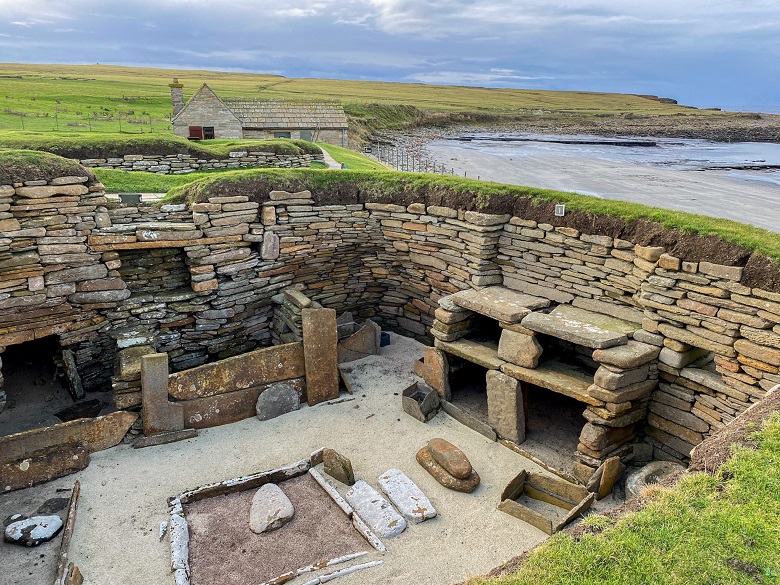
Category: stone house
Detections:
[{"x1": 169, "y1": 80, "x2": 349, "y2": 147}]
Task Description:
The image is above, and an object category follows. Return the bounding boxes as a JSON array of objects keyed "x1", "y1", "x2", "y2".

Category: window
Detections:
[
  {"x1": 274, "y1": 131, "x2": 292, "y2": 139},
  {"x1": 299, "y1": 130, "x2": 312, "y2": 141},
  {"x1": 203, "y1": 127, "x2": 215, "y2": 140}
]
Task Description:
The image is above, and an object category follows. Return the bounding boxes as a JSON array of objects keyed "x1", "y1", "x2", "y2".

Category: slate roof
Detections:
[{"x1": 221, "y1": 98, "x2": 348, "y2": 129}]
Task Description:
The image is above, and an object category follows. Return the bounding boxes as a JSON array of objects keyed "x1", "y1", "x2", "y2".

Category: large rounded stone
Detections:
[
  {"x1": 428, "y1": 438, "x2": 472, "y2": 479},
  {"x1": 4, "y1": 515, "x2": 63, "y2": 547},
  {"x1": 416, "y1": 446, "x2": 480, "y2": 493},
  {"x1": 249, "y1": 483, "x2": 294, "y2": 534},
  {"x1": 255, "y1": 383, "x2": 300, "y2": 421},
  {"x1": 626, "y1": 461, "x2": 685, "y2": 499}
]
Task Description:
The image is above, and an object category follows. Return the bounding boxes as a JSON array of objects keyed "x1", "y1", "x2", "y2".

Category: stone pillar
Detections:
[
  {"x1": 486, "y1": 370, "x2": 526, "y2": 443},
  {"x1": 169, "y1": 78, "x2": 185, "y2": 117},
  {"x1": 302, "y1": 308, "x2": 339, "y2": 405},
  {"x1": 421, "y1": 347, "x2": 451, "y2": 401},
  {"x1": 141, "y1": 353, "x2": 184, "y2": 436}
]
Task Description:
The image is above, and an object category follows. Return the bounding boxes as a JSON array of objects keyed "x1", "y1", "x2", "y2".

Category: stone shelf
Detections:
[
  {"x1": 434, "y1": 338, "x2": 505, "y2": 370},
  {"x1": 500, "y1": 359, "x2": 603, "y2": 406},
  {"x1": 449, "y1": 286, "x2": 550, "y2": 323},
  {"x1": 521, "y1": 305, "x2": 638, "y2": 349}
]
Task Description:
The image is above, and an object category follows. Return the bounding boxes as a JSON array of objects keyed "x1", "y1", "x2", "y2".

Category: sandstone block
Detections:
[
  {"x1": 416, "y1": 446, "x2": 480, "y2": 493},
  {"x1": 498, "y1": 329, "x2": 542, "y2": 369},
  {"x1": 593, "y1": 364, "x2": 650, "y2": 391},
  {"x1": 302, "y1": 308, "x2": 339, "y2": 405},
  {"x1": 593, "y1": 340, "x2": 660, "y2": 369},
  {"x1": 486, "y1": 370, "x2": 525, "y2": 443},
  {"x1": 428, "y1": 438, "x2": 473, "y2": 479},
  {"x1": 323, "y1": 448, "x2": 355, "y2": 486}
]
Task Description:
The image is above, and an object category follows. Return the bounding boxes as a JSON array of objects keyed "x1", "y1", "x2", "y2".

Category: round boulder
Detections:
[
  {"x1": 4, "y1": 515, "x2": 64, "y2": 547},
  {"x1": 249, "y1": 483, "x2": 294, "y2": 534},
  {"x1": 626, "y1": 461, "x2": 685, "y2": 499},
  {"x1": 255, "y1": 383, "x2": 300, "y2": 422}
]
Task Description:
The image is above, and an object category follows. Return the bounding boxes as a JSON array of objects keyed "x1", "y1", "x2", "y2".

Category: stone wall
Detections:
[
  {"x1": 242, "y1": 129, "x2": 349, "y2": 147},
  {"x1": 80, "y1": 151, "x2": 324, "y2": 175},
  {"x1": 2, "y1": 163, "x2": 780, "y2": 472}
]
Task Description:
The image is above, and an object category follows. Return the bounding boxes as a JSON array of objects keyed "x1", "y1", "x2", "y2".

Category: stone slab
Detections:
[
  {"x1": 345, "y1": 480, "x2": 407, "y2": 538},
  {"x1": 377, "y1": 468, "x2": 437, "y2": 523},
  {"x1": 500, "y1": 360, "x2": 601, "y2": 406},
  {"x1": 302, "y1": 308, "x2": 340, "y2": 406},
  {"x1": 486, "y1": 370, "x2": 526, "y2": 443},
  {"x1": 255, "y1": 382, "x2": 300, "y2": 421},
  {"x1": 450, "y1": 286, "x2": 549, "y2": 323},
  {"x1": 434, "y1": 338, "x2": 505, "y2": 370},
  {"x1": 592, "y1": 340, "x2": 660, "y2": 369},
  {"x1": 132, "y1": 429, "x2": 198, "y2": 449},
  {"x1": 323, "y1": 448, "x2": 355, "y2": 486},
  {"x1": 440, "y1": 400, "x2": 498, "y2": 441},
  {"x1": 4, "y1": 515, "x2": 64, "y2": 546},
  {"x1": 0, "y1": 445, "x2": 89, "y2": 493},
  {"x1": 0, "y1": 411, "x2": 138, "y2": 464},
  {"x1": 338, "y1": 319, "x2": 381, "y2": 363},
  {"x1": 168, "y1": 343, "x2": 305, "y2": 400},
  {"x1": 141, "y1": 353, "x2": 184, "y2": 436},
  {"x1": 521, "y1": 305, "x2": 631, "y2": 349}
]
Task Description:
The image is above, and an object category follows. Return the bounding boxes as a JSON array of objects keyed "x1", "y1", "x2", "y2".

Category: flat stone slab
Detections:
[
  {"x1": 249, "y1": 483, "x2": 294, "y2": 534},
  {"x1": 521, "y1": 305, "x2": 632, "y2": 349},
  {"x1": 450, "y1": 287, "x2": 549, "y2": 323},
  {"x1": 377, "y1": 468, "x2": 437, "y2": 524},
  {"x1": 593, "y1": 340, "x2": 660, "y2": 369},
  {"x1": 4, "y1": 515, "x2": 63, "y2": 547},
  {"x1": 345, "y1": 480, "x2": 407, "y2": 538},
  {"x1": 434, "y1": 338, "x2": 505, "y2": 370},
  {"x1": 501, "y1": 360, "x2": 602, "y2": 406}
]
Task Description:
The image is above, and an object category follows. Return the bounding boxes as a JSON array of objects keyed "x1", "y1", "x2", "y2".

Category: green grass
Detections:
[
  {"x1": 0, "y1": 131, "x2": 320, "y2": 160},
  {"x1": 468, "y1": 413, "x2": 780, "y2": 585},
  {"x1": 91, "y1": 168, "x2": 241, "y2": 193},
  {"x1": 0, "y1": 149, "x2": 85, "y2": 184},
  {"x1": 164, "y1": 168, "x2": 780, "y2": 262},
  {"x1": 317, "y1": 142, "x2": 380, "y2": 170},
  {"x1": 0, "y1": 63, "x2": 729, "y2": 137}
]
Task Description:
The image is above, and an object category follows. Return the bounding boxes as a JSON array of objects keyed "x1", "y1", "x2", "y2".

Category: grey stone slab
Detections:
[
  {"x1": 521, "y1": 305, "x2": 629, "y2": 349},
  {"x1": 450, "y1": 286, "x2": 549, "y2": 323},
  {"x1": 255, "y1": 382, "x2": 300, "y2": 421},
  {"x1": 345, "y1": 480, "x2": 407, "y2": 538},
  {"x1": 377, "y1": 468, "x2": 437, "y2": 523}
]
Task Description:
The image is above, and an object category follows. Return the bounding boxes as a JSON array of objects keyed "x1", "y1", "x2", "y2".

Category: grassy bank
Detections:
[
  {"x1": 166, "y1": 168, "x2": 780, "y2": 262},
  {"x1": 317, "y1": 143, "x2": 380, "y2": 170},
  {"x1": 0, "y1": 131, "x2": 320, "y2": 160},
  {"x1": 468, "y1": 413, "x2": 780, "y2": 585}
]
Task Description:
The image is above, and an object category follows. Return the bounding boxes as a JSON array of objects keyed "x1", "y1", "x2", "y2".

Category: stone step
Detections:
[
  {"x1": 521, "y1": 305, "x2": 635, "y2": 349},
  {"x1": 377, "y1": 469, "x2": 437, "y2": 523},
  {"x1": 345, "y1": 480, "x2": 407, "y2": 538},
  {"x1": 501, "y1": 359, "x2": 601, "y2": 406},
  {"x1": 449, "y1": 286, "x2": 550, "y2": 323},
  {"x1": 434, "y1": 338, "x2": 505, "y2": 370}
]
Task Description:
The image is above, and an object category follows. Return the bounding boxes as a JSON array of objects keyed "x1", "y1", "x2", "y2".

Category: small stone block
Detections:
[{"x1": 323, "y1": 448, "x2": 355, "y2": 486}]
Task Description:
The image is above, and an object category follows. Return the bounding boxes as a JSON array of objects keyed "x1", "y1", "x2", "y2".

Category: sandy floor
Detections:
[
  {"x1": 0, "y1": 333, "x2": 554, "y2": 585},
  {"x1": 425, "y1": 143, "x2": 780, "y2": 232}
]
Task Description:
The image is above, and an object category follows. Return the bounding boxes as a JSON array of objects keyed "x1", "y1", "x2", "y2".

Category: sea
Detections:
[{"x1": 438, "y1": 133, "x2": 780, "y2": 187}]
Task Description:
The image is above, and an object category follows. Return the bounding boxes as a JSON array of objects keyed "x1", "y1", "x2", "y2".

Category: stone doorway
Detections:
[{"x1": 0, "y1": 337, "x2": 110, "y2": 437}]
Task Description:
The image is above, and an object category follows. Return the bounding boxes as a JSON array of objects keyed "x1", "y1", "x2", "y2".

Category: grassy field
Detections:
[
  {"x1": 0, "y1": 63, "x2": 718, "y2": 135},
  {"x1": 468, "y1": 413, "x2": 780, "y2": 585},
  {"x1": 318, "y1": 143, "x2": 382, "y2": 170}
]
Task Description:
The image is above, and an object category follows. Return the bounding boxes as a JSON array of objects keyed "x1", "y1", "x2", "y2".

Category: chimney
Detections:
[{"x1": 169, "y1": 78, "x2": 184, "y2": 117}]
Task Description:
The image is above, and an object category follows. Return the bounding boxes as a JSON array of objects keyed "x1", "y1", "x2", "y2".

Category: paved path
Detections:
[
  {"x1": 427, "y1": 142, "x2": 780, "y2": 232},
  {"x1": 319, "y1": 146, "x2": 342, "y2": 169}
]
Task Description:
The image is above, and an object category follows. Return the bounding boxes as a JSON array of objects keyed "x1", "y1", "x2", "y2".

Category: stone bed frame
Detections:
[
  {"x1": 2, "y1": 159, "x2": 780, "y2": 488},
  {"x1": 167, "y1": 453, "x2": 385, "y2": 585}
]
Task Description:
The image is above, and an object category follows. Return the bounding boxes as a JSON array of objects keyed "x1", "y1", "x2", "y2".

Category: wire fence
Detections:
[
  {"x1": 369, "y1": 142, "x2": 454, "y2": 175},
  {"x1": 0, "y1": 107, "x2": 173, "y2": 133}
]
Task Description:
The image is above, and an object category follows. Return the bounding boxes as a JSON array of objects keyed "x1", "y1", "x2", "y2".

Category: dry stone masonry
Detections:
[
  {"x1": 2, "y1": 157, "x2": 780, "y2": 486},
  {"x1": 79, "y1": 150, "x2": 324, "y2": 175}
]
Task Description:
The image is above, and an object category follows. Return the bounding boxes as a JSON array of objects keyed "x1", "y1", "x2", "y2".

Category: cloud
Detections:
[{"x1": 0, "y1": 0, "x2": 777, "y2": 109}]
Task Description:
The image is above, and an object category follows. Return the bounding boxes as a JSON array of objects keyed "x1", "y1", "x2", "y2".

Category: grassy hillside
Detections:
[
  {"x1": 468, "y1": 413, "x2": 780, "y2": 585},
  {"x1": 0, "y1": 63, "x2": 714, "y2": 135}
]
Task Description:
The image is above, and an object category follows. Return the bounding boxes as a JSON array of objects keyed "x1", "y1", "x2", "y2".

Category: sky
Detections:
[{"x1": 0, "y1": 0, "x2": 778, "y2": 111}]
